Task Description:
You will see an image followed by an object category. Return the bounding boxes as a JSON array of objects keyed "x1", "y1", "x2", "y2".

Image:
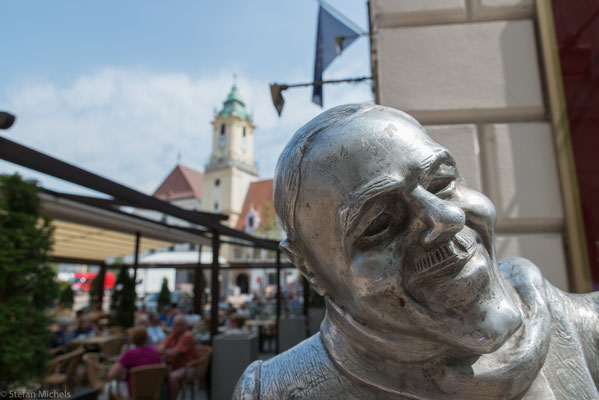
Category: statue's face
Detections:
[{"x1": 295, "y1": 108, "x2": 521, "y2": 353}]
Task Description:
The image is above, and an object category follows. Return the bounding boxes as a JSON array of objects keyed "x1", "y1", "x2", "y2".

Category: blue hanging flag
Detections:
[{"x1": 312, "y1": 1, "x2": 361, "y2": 107}]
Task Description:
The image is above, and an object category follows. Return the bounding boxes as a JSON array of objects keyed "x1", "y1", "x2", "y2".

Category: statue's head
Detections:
[{"x1": 275, "y1": 104, "x2": 522, "y2": 354}]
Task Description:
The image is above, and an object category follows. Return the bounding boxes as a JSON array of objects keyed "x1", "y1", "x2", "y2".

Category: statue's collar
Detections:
[{"x1": 320, "y1": 281, "x2": 551, "y2": 399}]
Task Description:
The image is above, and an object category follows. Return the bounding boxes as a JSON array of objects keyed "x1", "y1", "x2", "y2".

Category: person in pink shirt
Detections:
[{"x1": 107, "y1": 327, "x2": 163, "y2": 396}]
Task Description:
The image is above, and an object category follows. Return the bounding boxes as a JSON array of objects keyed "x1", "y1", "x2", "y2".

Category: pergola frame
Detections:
[{"x1": 0, "y1": 135, "x2": 306, "y2": 352}]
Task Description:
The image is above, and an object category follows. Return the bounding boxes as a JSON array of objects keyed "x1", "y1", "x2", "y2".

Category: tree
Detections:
[
  {"x1": 0, "y1": 174, "x2": 58, "y2": 388},
  {"x1": 58, "y1": 281, "x2": 74, "y2": 307},
  {"x1": 109, "y1": 268, "x2": 136, "y2": 328},
  {"x1": 158, "y1": 278, "x2": 171, "y2": 312}
]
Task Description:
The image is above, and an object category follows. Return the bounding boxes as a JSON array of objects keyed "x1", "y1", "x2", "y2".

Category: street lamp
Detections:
[{"x1": 0, "y1": 112, "x2": 16, "y2": 130}]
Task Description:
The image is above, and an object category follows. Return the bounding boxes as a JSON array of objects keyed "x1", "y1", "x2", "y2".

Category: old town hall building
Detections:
[{"x1": 148, "y1": 83, "x2": 280, "y2": 295}]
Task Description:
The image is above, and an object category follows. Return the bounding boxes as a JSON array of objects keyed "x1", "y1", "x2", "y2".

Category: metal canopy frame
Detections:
[
  {"x1": 0, "y1": 135, "x2": 290, "y2": 351},
  {"x1": 0, "y1": 136, "x2": 278, "y2": 250}
]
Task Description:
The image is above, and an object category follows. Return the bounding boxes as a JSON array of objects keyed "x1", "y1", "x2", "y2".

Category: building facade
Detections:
[
  {"x1": 369, "y1": 0, "x2": 595, "y2": 292},
  {"x1": 145, "y1": 83, "x2": 280, "y2": 296}
]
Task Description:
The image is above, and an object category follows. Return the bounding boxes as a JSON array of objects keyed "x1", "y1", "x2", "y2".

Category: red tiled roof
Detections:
[
  {"x1": 153, "y1": 165, "x2": 203, "y2": 201},
  {"x1": 236, "y1": 179, "x2": 275, "y2": 232}
]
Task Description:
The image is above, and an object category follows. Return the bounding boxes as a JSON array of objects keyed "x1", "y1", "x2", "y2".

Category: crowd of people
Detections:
[
  {"x1": 50, "y1": 301, "x2": 103, "y2": 347},
  {"x1": 49, "y1": 301, "x2": 205, "y2": 399},
  {"x1": 107, "y1": 314, "x2": 200, "y2": 399},
  {"x1": 47, "y1": 288, "x2": 306, "y2": 397}
]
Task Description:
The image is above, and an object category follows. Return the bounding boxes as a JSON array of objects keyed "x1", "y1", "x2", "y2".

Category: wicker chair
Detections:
[
  {"x1": 110, "y1": 363, "x2": 167, "y2": 400},
  {"x1": 130, "y1": 363, "x2": 167, "y2": 400},
  {"x1": 180, "y1": 345, "x2": 213, "y2": 400},
  {"x1": 101, "y1": 336, "x2": 128, "y2": 358},
  {"x1": 82, "y1": 353, "x2": 109, "y2": 390},
  {"x1": 44, "y1": 347, "x2": 85, "y2": 391}
]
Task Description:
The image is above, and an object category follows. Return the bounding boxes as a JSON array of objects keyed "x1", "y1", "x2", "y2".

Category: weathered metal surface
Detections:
[{"x1": 233, "y1": 104, "x2": 599, "y2": 399}]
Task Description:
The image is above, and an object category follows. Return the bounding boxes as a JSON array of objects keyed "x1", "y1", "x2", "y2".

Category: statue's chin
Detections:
[
  {"x1": 435, "y1": 292, "x2": 523, "y2": 354},
  {"x1": 406, "y1": 243, "x2": 523, "y2": 354}
]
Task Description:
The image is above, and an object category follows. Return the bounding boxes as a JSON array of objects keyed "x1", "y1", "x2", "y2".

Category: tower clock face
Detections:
[{"x1": 218, "y1": 134, "x2": 226, "y2": 149}]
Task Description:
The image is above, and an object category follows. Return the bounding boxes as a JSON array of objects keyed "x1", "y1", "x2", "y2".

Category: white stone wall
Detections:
[{"x1": 371, "y1": 0, "x2": 569, "y2": 290}]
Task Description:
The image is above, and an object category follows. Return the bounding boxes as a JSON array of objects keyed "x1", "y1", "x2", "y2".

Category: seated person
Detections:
[
  {"x1": 54, "y1": 301, "x2": 73, "y2": 321},
  {"x1": 237, "y1": 303, "x2": 251, "y2": 317},
  {"x1": 158, "y1": 306, "x2": 169, "y2": 325},
  {"x1": 159, "y1": 315, "x2": 199, "y2": 400},
  {"x1": 73, "y1": 318, "x2": 96, "y2": 338},
  {"x1": 50, "y1": 319, "x2": 72, "y2": 347},
  {"x1": 146, "y1": 313, "x2": 166, "y2": 345},
  {"x1": 225, "y1": 314, "x2": 248, "y2": 335},
  {"x1": 159, "y1": 305, "x2": 179, "y2": 328},
  {"x1": 166, "y1": 303, "x2": 180, "y2": 328},
  {"x1": 75, "y1": 309, "x2": 84, "y2": 323},
  {"x1": 107, "y1": 327, "x2": 162, "y2": 397},
  {"x1": 135, "y1": 304, "x2": 149, "y2": 325},
  {"x1": 88, "y1": 303, "x2": 106, "y2": 324},
  {"x1": 135, "y1": 316, "x2": 156, "y2": 347}
]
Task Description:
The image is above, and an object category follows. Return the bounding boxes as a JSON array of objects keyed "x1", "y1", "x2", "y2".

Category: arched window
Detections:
[
  {"x1": 242, "y1": 127, "x2": 246, "y2": 137},
  {"x1": 236, "y1": 273, "x2": 249, "y2": 294},
  {"x1": 215, "y1": 179, "x2": 220, "y2": 187},
  {"x1": 220, "y1": 124, "x2": 226, "y2": 135}
]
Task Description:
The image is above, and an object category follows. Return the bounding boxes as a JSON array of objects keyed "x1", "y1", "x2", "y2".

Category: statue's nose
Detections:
[{"x1": 414, "y1": 188, "x2": 465, "y2": 246}]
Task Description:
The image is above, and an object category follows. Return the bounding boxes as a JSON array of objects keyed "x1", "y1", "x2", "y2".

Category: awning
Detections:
[{"x1": 42, "y1": 192, "x2": 211, "y2": 263}]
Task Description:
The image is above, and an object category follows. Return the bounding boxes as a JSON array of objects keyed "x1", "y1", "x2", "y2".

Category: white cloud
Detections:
[{"x1": 0, "y1": 64, "x2": 373, "y2": 195}]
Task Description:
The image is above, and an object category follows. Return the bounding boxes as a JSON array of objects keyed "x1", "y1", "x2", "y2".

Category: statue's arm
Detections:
[
  {"x1": 232, "y1": 360, "x2": 262, "y2": 400},
  {"x1": 566, "y1": 290, "x2": 599, "y2": 388}
]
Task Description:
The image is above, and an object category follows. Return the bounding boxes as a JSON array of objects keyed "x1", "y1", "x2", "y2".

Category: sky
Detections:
[{"x1": 0, "y1": 1, "x2": 373, "y2": 196}]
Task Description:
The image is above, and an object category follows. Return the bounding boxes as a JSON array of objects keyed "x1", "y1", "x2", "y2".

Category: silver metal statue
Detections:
[{"x1": 233, "y1": 104, "x2": 599, "y2": 399}]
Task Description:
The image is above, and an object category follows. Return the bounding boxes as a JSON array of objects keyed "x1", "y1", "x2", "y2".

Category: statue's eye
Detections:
[
  {"x1": 427, "y1": 177, "x2": 455, "y2": 197},
  {"x1": 362, "y1": 212, "x2": 393, "y2": 239}
]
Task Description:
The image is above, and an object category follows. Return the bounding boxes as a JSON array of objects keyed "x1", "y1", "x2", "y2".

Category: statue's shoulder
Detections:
[
  {"x1": 233, "y1": 333, "x2": 343, "y2": 400},
  {"x1": 498, "y1": 257, "x2": 546, "y2": 292},
  {"x1": 232, "y1": 358, "x2": 262, "y2": 400},
  {"x1": 499, "y1": 256, "x2": 599, "y2": 307},
  {"x1": 499, "y1": 256, "x2": 599, "y2": 337}
]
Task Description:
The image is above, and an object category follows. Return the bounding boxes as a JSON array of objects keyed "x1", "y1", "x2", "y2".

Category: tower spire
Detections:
[{"x1": 216, "y1": 78, "x2": 250, "y2": 121}]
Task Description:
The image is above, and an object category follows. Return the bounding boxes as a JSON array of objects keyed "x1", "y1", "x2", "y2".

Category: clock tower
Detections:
[{"x1": 202, "y1": 82, "x2": 259, "y2": 228}]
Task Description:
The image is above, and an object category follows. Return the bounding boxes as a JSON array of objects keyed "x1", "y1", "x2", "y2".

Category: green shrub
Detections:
[
  {"x1": 0, "y1": 174, "x2": 58, "y2": 388},
  {"x1": 58, "y1": 280, "x2": 74, "y2": 307},
  {"x1": 158, "y1": 278, "x2": 171, "y2": 312},
  {"x1": 109, "y1": 268, "x2": 136, "y2": 328}
]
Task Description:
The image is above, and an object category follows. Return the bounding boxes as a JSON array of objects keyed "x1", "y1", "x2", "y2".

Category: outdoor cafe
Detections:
[{"x1": 0, "y1": 134, "x2": 313, "y2": 400}]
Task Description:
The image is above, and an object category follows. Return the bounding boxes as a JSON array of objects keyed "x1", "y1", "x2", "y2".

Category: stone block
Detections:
[
  {"x1": 376, "y1": 20, "x2": 544, "y2": 124},
  {"x1": 481, "y1": 122, "x2": 563, "y2": 224},
  {"x1": 425, "y1": 124, "x2": 483, "y2": 192},
  {"x1": 371, "y1": 0, "x2": 467, "y2": 28},
  {"x1": 470, "y1": 0, "x2": 534, "y2": 21},
  {"x1": 211, "y1": 333, "x2": 259, "y2": 400},
  {"x1": 309, "y1": 307, "x2": 325, "y2": 336},
  {"x1": 495, "y1": 233, "x2": 569, "y2": 290},
  {"x1": 278, "y1": 316, "x2": 307, "y2": 353}
]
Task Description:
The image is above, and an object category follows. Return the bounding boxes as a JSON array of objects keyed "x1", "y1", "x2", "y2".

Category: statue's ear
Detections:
[{"x1": 280, "y1": 238, "x2": 326, "y2": 296}]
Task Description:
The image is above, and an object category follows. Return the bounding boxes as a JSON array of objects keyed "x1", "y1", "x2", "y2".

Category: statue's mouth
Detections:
[{"x1": 411, "y1": 228, "x2": 477, "y2": 279}]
